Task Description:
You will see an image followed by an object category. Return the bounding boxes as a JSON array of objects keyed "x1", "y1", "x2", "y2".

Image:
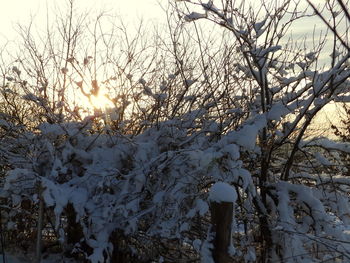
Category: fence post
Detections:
[{"x1": 210, "y1": 201, "x2": 233, "y2": 263}]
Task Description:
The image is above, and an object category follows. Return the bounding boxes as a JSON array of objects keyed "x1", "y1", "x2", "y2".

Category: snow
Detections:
[
  {"x1": 188, "y1": 149, "x2": 218, "y2": 168},
  {"x1": 0, "y1": 119, "x2": 9, "y2": 128},
  {"x1": 227, "y1": 115, "x2": 266, "y2": 150},
  {"x1": 257, "y1": 45, "x2": 282, "y2": 57},
  {"x1": 253, "y1": 19, "x2": 266, "y2": 34},
  {"x1": 267, "y1": 102, "x2": 290, "y2": 121},
  {"x1": 196, "y1": 199, "x2": 209, "y2": 215},
  {"x1": 184, "y1": 12, "x2": 207, "y2": 21},
  {"x1": 314, "y1": 152, "x2": 332, "y2": 166},
  {"x1": 193, "y1": 239, "x2": 202, "y2": 252},
  {"x1": 303, "y1": 137, "x2": 350, "y2": 153},
  {"x1": 208, "y1": 182, "x2": 237, "y2": 203},
  {"x1": 233, "y1": 124, "x2": 258, "y2": 150},
  {"x1": 200, "y1": 232, "x2": 215, "y2": 263},
  {"x1": 220, "y1": 144, "x2": 240, "y2": 160},
  {"x1": 153, "y1": 191, "x2": 165, "y2": 204}
]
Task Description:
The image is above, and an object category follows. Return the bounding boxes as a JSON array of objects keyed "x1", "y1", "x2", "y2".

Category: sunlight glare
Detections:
[{"x1": 90, "y1": 93, "x2": 114, "y2": 110}]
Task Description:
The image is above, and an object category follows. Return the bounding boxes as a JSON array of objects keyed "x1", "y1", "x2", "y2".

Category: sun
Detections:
[
  {"x1": 71, "y1": 83, "x2": 116, "y2": 118},
  {"x1": 90, "y1": 93, "x2": 114, "y2": 110},
  {"x1": 77, "y1": 90, "x2": 115, "y2": 118}
]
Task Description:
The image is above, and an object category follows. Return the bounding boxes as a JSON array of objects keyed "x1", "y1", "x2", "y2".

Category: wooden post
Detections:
[{"x1": 210, "y1": 201, "x2": 233, "y2": 263}]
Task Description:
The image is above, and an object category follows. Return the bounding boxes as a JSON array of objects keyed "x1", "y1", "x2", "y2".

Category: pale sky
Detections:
[
  {"x1": 0, "y1": 0, "x2": 336, "y2": 46},
  {"x1": 0, "y1": 0, "x2": 165, "y2": 45}
]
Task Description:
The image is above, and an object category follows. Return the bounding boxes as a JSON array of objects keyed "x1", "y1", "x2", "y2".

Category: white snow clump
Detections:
[{"x1": 208, "y1": 182, "x2": 237, "y2": 203}]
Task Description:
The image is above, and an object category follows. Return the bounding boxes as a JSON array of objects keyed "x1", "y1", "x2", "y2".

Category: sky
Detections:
[
  {"x1": 0, "y1": 0, "x2": 330, "y2": 41},
  {"x1": 0, "y1": 0, "x2": 165, "y2": 45},
  {"x1": 0, "y1": 0, "x2": 336, "y2": 49},
  {"x1": 0, "y1": 0, "x2": 346, "y2": 132}
]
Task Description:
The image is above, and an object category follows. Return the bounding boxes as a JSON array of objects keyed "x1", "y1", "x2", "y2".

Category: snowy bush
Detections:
[{"x1": 0, "y1": 0, "x2": 349, "y2": 262}]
